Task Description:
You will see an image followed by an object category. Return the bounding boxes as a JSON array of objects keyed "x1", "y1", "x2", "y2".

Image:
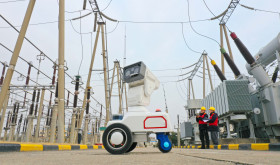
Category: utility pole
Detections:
[
  {"x1": 100, "y1": 23, "x2": 110, "y2": 126},
  {"x1": 8, "y1": 103, "x2": 18, "y2": 141},
  {"x1": 50, "y1": 83, "x2": 58, "y2": 143},
  {"x1": 26, "y1": 89, "x2": 36, "y2": 142},
  {"x1": 70, "y1": 76, "x2": 80, "y2": 144},
  {"x1": 203, "y1": 54, "x2": 206, "y2": 99},
  {"x1": 177, "y1": 115, "x2": 181, "y2": 147},
  {"x1": 34, "y1": 88, "x2": 45, "y2": 142},
  {"x1": 3, "y1": 111, "x2": 11, "y2": 141},
  {"x1": 15, "y1": 113, "x2": 23, "y2": 141},
  {"x1": 220, "y1": 24, "x2": 225, "y2": 74},
  {"x1": 109, "y1": 61, "x2": 123, "y2": 115},
  {"x1": 57, "y1": 0, "x2": 65, "y2": 143},
  {"x1": 78, "y1": 25, "x2": 101, "y2": 134},
  {"x1": 0, "y1": 90, "x2": 10, "y2": 138},
  {"x1": 83, "y1": 87, "x2": 91, "y2": 144},
  {"x1": 0, "y1": 0, "x2": 36, "y2": 119},
  {"x1": 162, "y1": 85, "x2": 168, "y2": 113},
  {"x1": 205, "y1": 54, "x2": 214, "y2": 91}
]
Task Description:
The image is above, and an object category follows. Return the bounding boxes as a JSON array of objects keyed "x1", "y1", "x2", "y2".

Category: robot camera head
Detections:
[
  {"x1": 123, "y1": 61, "x2": 160, "y2": 106},
  {"x1": 123, "y1": 61, "x2": 146, "y2": 83}
]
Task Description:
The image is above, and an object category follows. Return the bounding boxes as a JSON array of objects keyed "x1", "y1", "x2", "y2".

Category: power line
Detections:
[
  {"x1": 240, "y1": 3, "x2": 280, "y2": 14},
  {"x1": 186, "y1": 0, "x2": 220, "y2": 46},
  {"x1": 0, "y1": 18, "x2": 212, "y2": 29},
  {"x1": 101, "y1": 0, "x2": 113, "y2": 11},
  {"x1": 181, "y1": 23, "x2": 202, "y2": 54},
  {"x1": 0, "y1": 0, "x2": 26, "y2": 3}
]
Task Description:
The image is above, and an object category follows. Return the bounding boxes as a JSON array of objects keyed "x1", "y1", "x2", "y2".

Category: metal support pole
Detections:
[
  {"x1": 83, "y1": 87, "x2": 91, "y2": 144},
  {"x1": 34, "y1": 89, "x2": 45, "y2": 142},
  {"x1": 83, "y1": 116, "x2": 89, "y2": 144},
  {"x1": 109, "y1": 62, "x2": 116, "y2": 103},
  {"x1": 205, "y1": 55, "x2": 214, "y2": 91},
  {"x1": 116, "y1": 62, "x2": 122, "y2": 114},
  {"x1": 203, "y1": 55, "x2": 206, "y2": 98},
  {"x1": 49, "y1": 98, "x2": 58, "y2": 143},
  {"x1": 0, "y1": 90, "x2": 10, "y2": 138},
  {"x1": 188, "y1": 79, "x2": 191, "y2": 100},
  {"x1": 8, "y1": 103, "x2": 17, "y2": 142},
  {"x1": 177, "y1": 115, "x2": 180, "y2": 147},
  {"x1": 191, "y1": 80, "x2": 195, "y2": 99},
  {"x1": 124, "y1": 83, "x2": 128, "y2": 112},
  {"x1": 15, "y1": 114, "x2": 23, "y2": 142},
  {"x1": 249, "y1": 118, "x2": 256, "y2": 139},
  {"x1": 100, "y1": 23, "x2": 110, "y2": 126},
  {"x1": 220, "y1": 24, "x2": 225, "y2": 74},
  {"x1": 69, "y1": 109, "x2": 76, "y2": 144},
  {"x1": 225, "y1": 118, "x2": 232, "y2": 138},
  {"x1": 57, "y1": 0, "x2": 65, "y2": 143},
  {"x1": 78, "y1": 25, "x2": 101, "y2": 131},
  {"x1": 25, "y1": 89, "x2": 36, "y2": 142},
  {"x1": 0, "y1": 0, "x2": 36, "y2": 114},
  {"x1": 222, "y1": 24, "x2": 234, "y2": 61}
]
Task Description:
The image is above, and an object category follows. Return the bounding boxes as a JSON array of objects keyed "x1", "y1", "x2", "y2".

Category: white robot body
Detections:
[
  {"x1": 107, "y1": 106, "x2": 173, "y2": 134},
  {"x1": 103, "y1": 62, "x2": 173, "y2": 154}
]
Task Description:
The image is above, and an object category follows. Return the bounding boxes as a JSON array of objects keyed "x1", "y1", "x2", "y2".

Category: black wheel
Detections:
[
  {"x1": 102, "y1": 123, "x2": 133, "y2": 154},
  {"x1": 158, "y1": 140, "x2": 172, "y2": 153},
  {"x1": 157, "y1": 133, "x2": 172, "y2": 153},
  {"x1": 126, "y1": 142, "x2": 137, "y2": 153}
]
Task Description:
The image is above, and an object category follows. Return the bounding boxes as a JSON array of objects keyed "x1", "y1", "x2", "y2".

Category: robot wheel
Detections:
[
  {"x1": 157, "y1": 133, "x2": 172, "y2": 153},
  {"x1": 102, "y1": 123, "x2": 133, "y2": 154}
]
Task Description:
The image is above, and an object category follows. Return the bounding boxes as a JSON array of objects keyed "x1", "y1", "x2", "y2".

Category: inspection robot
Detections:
[{"x1": 102, "y1": 62, "x2": 173, "y2": 154}]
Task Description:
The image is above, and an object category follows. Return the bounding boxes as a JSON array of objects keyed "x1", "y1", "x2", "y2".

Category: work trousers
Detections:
[
  {"x1": 199, "y1": 129, "x2": 209, "y2": 148},
  {"x1": 210, "y1": 131, "x2": 219, "y2": 145}
]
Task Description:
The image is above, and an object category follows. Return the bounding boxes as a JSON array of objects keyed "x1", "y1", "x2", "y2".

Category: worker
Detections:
[
  {"x1": 196, "y1": 106, "x2": 209, "y2": 149},
  {"x1": 207, "y1": 107, "x2": 219, "y2": 145}
]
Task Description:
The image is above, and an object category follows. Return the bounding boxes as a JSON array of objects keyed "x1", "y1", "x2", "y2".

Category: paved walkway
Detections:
[{"x1": 1, "y1": 147, "x2": 279, "y2": 165}]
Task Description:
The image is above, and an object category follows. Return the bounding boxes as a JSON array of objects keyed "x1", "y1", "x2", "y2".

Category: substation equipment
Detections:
[{"x1": 182, "y1": 32, "x2": 280, "y2": 144}]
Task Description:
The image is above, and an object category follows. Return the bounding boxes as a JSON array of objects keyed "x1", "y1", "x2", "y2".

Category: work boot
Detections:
[
  {"x1": 200, "y1": 145, "x2": 205, "y2": 149},
  {"x1": 206, "y1": 146, "x2": 209, "y2": 149}
]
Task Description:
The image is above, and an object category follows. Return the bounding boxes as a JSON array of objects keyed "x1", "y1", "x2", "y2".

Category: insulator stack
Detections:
[
  {"x1": 17, "y1": 114, "x2": 23, "y2": 134},
  {"x1": 5, "y1": 111, "x2": 11, "y2": 128},
  {"x1": 46, "y1": 107, "x2": 51, "y2": 126},
  {"x1": 220, "y1": 47, "x2": 241, "y2": 77},
  {"x1": 73, "y1": 76, "x2": 81, "y2": 108},
  {"x1": 49, "y1": 92, "x2": 53, "y2": 107},
  {"x1": 34, "y1": 89, "x2": 41, "y2": 116},
  {"x1": 67, "y1": 91, "x2": 70, "y2": 106},
  {"x1": 29, "y1": 90, "x2": 37, "y2": 115},
  {"x1": 22, "y1": 118, "x2": 26, "y2": 132},
  {"x1": 230, "y1": 32, "x2": 255, "y2": 65},
  {"x1": 0, "y1": 63, "x2": 6, "y2": 85},
  {"x1": 15, "y1": 103, "x2": 19, "y2": 122},
  {"x1": 272, "y1": 67, "x2": 279, "y2": 83},
  {"x1": 55, "y1": 82, "x2": 58, "y2": 98},
  {"x1": 211, "y1": 60, "x2": 227, "y2": 81},
  {"x1": 52, "y1": 64, "x2": 57, "y2": 86},
  {"x1": 86, "y1": 87, "x2": 91, "y2": 115},
  {"x1": 23, "y1": 64, "x2": 32, "y2": 108},
  {"x1": 11, "y1": 103, "x2": 17, "y2": 124}
]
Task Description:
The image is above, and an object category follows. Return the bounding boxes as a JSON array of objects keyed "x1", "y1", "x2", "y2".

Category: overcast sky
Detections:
[{"x1": 1, "y1": 0, "x2": 280, "y2": 129}]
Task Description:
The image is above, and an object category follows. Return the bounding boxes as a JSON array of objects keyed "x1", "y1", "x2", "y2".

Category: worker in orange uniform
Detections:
[
  {"x1": 207, "y1": 107, "x2": 219, "y2": 145},
  {"x1": 196, "y1": 106, "x2": 209, "y2": 149}
]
